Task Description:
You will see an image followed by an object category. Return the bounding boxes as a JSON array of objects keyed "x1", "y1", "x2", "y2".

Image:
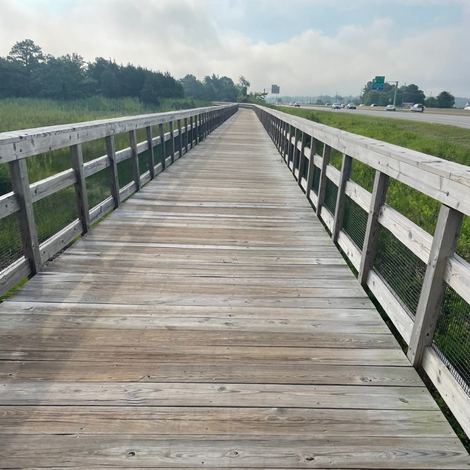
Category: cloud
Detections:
[{"x1": 0, "y1": 0, "x2": 468, "y2": 97}]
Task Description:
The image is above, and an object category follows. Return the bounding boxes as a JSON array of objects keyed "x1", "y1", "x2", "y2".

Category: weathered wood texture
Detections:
[{"x1": 0, "y1": 109, "x2": 468, "y2": 469}]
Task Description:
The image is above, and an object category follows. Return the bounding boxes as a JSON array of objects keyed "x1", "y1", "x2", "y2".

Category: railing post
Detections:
[
  {"x1": 306, "y1": 139, "x2": 320, "y2": 201},
  {"x1": 184, "y1": 117, "x2": 189, "y2": 153},
  {"x1": 145, "y1": 126, "x2": 155, "y2": 180},
  {"x1": 315, "y1": 144, "x2": 331, "y2": 215},
  {"x1": 177, "y1": 119, "x2": 183, "y2": 159},
  {"x1": 159, "y1": 124, "x2": 167, "y2": 171},
  {"x1": 105, "y1": 135, "x2": 120, "y2": 209},
  {"x1": 190, "y1": 116, "x2": 194, "y2": 149},
  {"x1": 292, "y1": 128, "x2": 300, "y2": 177},
  {"x1": 408, "y1": 205, "x2": 463, "y2": 367},
  {"x1": 282, "y1": 122, "x2": 288, "y2": 160},
  {"x1": 358, "y1": 171, "x2": 389, "y2": 287},
  {"x1": 69, "y1": 143, "x2": 91, "y2": 233},
  {"x1": 129, "y1": 130, "x2": 141, "y2": 192},
  {"x1": 8, "y1": 158, "x2": 42, "y2": 274},
  {"x1": 332, "y1": 154, "x2": 352, "y2": 243},
  {"x1": 169, "y1": 121, "x2": 175, "y2": 163}
]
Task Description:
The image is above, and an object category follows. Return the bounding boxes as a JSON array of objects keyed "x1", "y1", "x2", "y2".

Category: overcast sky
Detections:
[{"x1": 0, "y1": 0, "x2": 468, "y2": 97}]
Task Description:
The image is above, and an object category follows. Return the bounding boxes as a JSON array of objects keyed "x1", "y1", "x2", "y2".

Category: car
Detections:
[
  {"x1": 332, "y1": 103, "x2": 341, "y2": 109},
  {"x1": 385, "y1": 105, "x2": 396, "y2": 111},
  {"x1": 359, "y1": 104, "x2": 365, "y2": 107},
  {"x1": 465, "y1": 106, "x2": 470, "y2": 111},
  {"x1": 370, "y1": 103, "x2": 377, "y2": 107},
  {"x1": 411, "y1": 103, "x2": 425, "y2": 112},
  {"x1": 294, "y1": 102, "x2": 300, "y2": 107},
  {"x1": 347, "y1": 103, "x2": 356, "y2": 109},
  {"x1": 325, "y1": 102, "x2": 330, "y2": 106}
]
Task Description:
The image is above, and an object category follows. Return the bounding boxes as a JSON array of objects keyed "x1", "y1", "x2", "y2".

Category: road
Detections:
[{"x1": 292, "y1": 105, "x2": 470, "y2": 129}]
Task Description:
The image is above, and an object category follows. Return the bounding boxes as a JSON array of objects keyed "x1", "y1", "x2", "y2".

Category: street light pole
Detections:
[{"x1": 387, "y1": 81, "x2": 399, "y2": 107}]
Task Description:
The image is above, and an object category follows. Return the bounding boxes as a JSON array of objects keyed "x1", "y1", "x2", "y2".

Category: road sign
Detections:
[
  {"x1": 271, "y1": 85, "x2": 280, "y2": 94},
  {"x1": 372, "y1": 76, "x2": 385, "y2": 90}
]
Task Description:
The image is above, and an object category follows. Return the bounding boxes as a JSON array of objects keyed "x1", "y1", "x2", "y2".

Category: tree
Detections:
[
  {"x1": 40, "y1": 54, "x2": 95, "y2": 100},
  {"x1": 402, "y1": 84, "x2": 425, "y2": 105},
  {"x1": 237, "y1": 76, "x2": 250, "y2": 97},
  {"x1": 424, "y1": 96, "x2": 438, "y2": 108},
  {"x1": 7, "y1": 39, "x2": 44, "y2": 96},
  {"x1": 436, "y1": 91, "x2": 455, "y2": 108},
  {"x1": 100, "y1": 70, "x2": 120, "y2": 98}
]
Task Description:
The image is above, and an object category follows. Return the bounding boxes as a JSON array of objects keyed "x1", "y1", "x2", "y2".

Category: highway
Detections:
[{"x1": 292, "y1": 105, "x2": 470, "y2": 129}]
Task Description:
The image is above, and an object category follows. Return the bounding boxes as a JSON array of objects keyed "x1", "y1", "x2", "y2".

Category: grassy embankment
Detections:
[{"x1": 0, "y1": 97, "x2": 210, "y2": 274}]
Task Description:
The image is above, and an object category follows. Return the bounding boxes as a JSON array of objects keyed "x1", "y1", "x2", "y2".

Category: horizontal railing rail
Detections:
[
  {"x1": 248, "y1": 104, "x2": 470, "y2": 438},
  {"x1": 0, "y1": 103, "x2": 238, "y2": 296}
]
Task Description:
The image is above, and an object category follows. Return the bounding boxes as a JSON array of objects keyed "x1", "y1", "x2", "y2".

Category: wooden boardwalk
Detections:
[{"x1": 0, "y1": 109, "x2": 469, "y2": 468}]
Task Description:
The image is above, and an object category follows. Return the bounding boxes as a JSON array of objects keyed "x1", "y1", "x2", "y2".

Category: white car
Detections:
[
  {"x1": 411, "y1": 104, "x2": 425, "y2": 112},
  {"x1": 332, "y1": 103, "x2": 341, "y2": 109},
  {"x1": 347, "y1": 103, "x2": 356, "y2": 109},
  {"x1": 385, "y1": 105, "x2": 396, "y2": 111}
]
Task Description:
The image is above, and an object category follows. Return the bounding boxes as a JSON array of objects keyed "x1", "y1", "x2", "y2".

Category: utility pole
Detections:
[{"x1": 387, "y1": 81, "x2": 399, "y2": 106}]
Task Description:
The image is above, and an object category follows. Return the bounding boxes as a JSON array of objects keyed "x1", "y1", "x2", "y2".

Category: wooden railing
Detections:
[
  {"x1": 0, "y1": 104, "x2": 238, "y2": 296},
  {"x1": 249, "y1": 104, "x2": 470, "y2": 437}
]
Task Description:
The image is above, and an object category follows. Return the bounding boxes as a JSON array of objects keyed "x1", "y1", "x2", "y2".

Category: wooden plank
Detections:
[
  {"x1": 0, "y1": 257, "x2": 31, "y2": 297},
  {"x1": 0, "y1": 382, "x2": 435, "y2": 409},
  {"x1": 30, "y1": 168, "x2": 76, "y2": 203},
  {"x1": 367, "y1": 269, "x2": 414, "y2": 344},
  {"x1": 0, "y1": 191, "x2": 19, "y2": 219},
  {"x1": 39, "y1": 219, "x2": 82, "y2": 263},
  {"x1": 0, "y1": 407, "x2": 450, "y2": 436},
  {"x1": 0, "y1": 362, "x2": 421, "y2": 386},
  {"x1": 408, "y1": 205, "x2": 463, "y2": 366},
  {"x1": 378, "y1": 204, "x2": 432, "y2": 263},
  {"x1": 422, "y1": 346, "x2": 470, "y2": 438},
  {"x1": 1, "y1": 434, "x2": 467, "y2": 469},
  {"x1": 8, "y1": 159, "x2": 42, "y2": 274},
  {"x1": 345, "y1": 179, "x2": 371, "y2": 212}
]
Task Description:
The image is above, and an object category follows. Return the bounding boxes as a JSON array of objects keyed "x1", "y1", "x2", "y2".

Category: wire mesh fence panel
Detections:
[
  {"x1": 154, "y1": 142, "x2": 163, "y2": 167},
  {"x1": 117, "y1": 158, "x2": 134, "y2": 189},
  {"x1": 433, "y1": 286, "x2": 470, "y2": 395},
  {"x1": 324, "y1": 178, "x2": 338, "y2": 215},
  {"x1": 138, "y1": 149, "x2": 149, "y2": 176},
  {"x1": 0, "y1": 163, "x2": 12, "y2": 197},
  {"x1": 301, "y1": 156, "x2": 309, "y2": 180},
  {"x1": 0, "y1": 212, "x2": 23, "y2": 271},
  {"x1": 342, "y1": 195, "x2": 368, "y2": 250},
  {"x1": 33, "y1": 187, "x2": 78, "y2": 245},
  {"x1": 456, "y1": 215, "x2": 470, "y2": 264},
  {"x1": 26, "y1": 149, "x2": 71, "y2": 184},
  {"x1": 81, "y1": 139, "x2": 106, "y2": 164},
  {"x1": 86, "y1": 168, "x2": 112, "y2": 210},
  {"x1": 374, "y1": 227, "x2": 426, "y2": 317},
  {"x1": 312, "y1": 166, "x2": 321, "y2": 194}
]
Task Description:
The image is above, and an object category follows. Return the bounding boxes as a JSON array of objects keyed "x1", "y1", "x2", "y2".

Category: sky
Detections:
[{"x1": 0, "y1": 0, "x2": 468, "y2": 97}]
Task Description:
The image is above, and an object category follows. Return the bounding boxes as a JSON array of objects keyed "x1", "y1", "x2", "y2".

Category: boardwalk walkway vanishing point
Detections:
[{"x1": 0, "y1": 109, "x2": 469, "y2": 468}]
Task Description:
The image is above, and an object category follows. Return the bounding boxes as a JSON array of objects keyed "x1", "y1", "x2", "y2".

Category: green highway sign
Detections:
[{"x1": 372, "y1": 76, "x2": 385, "y2": 90}]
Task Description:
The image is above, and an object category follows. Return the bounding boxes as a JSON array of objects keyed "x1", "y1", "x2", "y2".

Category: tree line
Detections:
[
  {"x1": 361, "y1": 81, "x2": 455, "y2": 108},
  {"x1": 0, "y1": 39, "x2": 255, "y2": 105}
]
